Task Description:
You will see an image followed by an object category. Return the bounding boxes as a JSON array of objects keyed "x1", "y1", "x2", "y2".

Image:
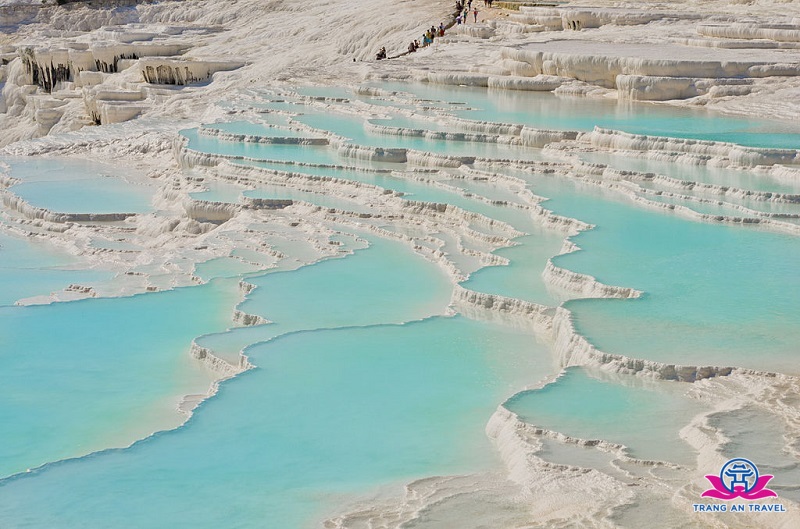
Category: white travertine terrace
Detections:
[
  {"x1": 500, "y1": 41, "x2": 800, "y2": 100},
  {"x1": 20, "y1": 43, "x2": 189, "y2": 90},
  {"x1": 518, "y1": 5, "x2": 702, "y2": 31},
  {"x1": 583, "y1": 127, "x2": 800, "y2": 166},
  {"x1": 697, "y1": 22, "x2": 800, "y2": 43},
  {"x1": 138, "y1": 58, "x2": 244, "y2": 86},
  {"x1": 197, "y1": 127, "x2": 329, "y2": 145},
  {"x1": 4, "y1": 0, "x2": 800, "y2": 527}
]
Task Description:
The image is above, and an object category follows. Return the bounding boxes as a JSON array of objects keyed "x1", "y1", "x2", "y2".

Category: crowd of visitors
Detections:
[
  {"x1": 377, "y1": 0, "x2": 494, "y2": 60},
  {"x1": 454, "y1": 1, "x2": 482, "y2": 26}
]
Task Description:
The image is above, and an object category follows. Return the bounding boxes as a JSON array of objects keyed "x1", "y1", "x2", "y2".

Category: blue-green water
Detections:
[
  {"x1": 235, "y1": 159, "x2": 530, "y2": 223},
  {"x1": 203, "y1": 121, "x2": 323, "y2": 138},
  {"x1": 0, "y1": 235, "x2": 551, "y2": 528},
  {"x1": 236, "y1": 236, "x2": 452, "y2": 334},
  {"x1": 531, "y1": 176, "x2": 800, "y2": 372},
  {"x1": 295, "y1": 85, "x2": 355, "y2": 100},
  {"x1": 0, "y1": 232, "x2": 113, "y2": 306},
  {"x1": 461, "y1": 232, "x2": 565, "y2": 305},
  {"x1": 193, "y1": 233, "x2": 451, "y2": 377},
  {"x1": 368, "y1": 81, "x2": 800, "y2": 148},
  {"x1": 0, "y1": 280, "x2": 240, "y2": 478},
  {"x1": 294, "y1": 111, "x2": 542, "y2": 160},
  {"x1": 243, "y1": 187, "x2": 375, "y2": 213},
  {"x1": 186, "y1": 125, "x2": 540, "y2": 225},
  {"x1": 193, "y1": 256, "x2": 267, "y2": 281},
  {"x1": 189, "y1": 179, "x2": 248, "y2": 203},
  {"x1": 4, "y1": 158, "x2": 154, "y2": 214},
  {"x1": 3, "y1": 79, "x2": 800, "y2": 528},
  {"x1": 0, "y1": 317, "x2": 551, "y2": 528},
  {"x1": 181, "y1": 128, "x2": 342, "y2": 165},
  {"x1": 11, "y1": 179, "x2": 154, "y2": 214},
  {"x1": 578, "y1": 151, "x2": 800, "y2": 195},
  {"x1": 506, "y1": 367, "x2": 705, "y2": 464}
]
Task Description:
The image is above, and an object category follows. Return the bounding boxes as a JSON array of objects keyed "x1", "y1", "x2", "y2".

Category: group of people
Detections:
[
  {"x1": 455, "y1": 0, "x2": 481, "y2": 25},
  {"x1": 379, "y1": 0, "x2": 494, "y2": 60},
  {"x1": 407, "y1": 22, "x2": 446, "y2": 53}
]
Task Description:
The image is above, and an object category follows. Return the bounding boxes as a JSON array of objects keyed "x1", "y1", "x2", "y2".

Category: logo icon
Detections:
[{"x1": 702, "y1": 458, "x2": 778, "y2": 501}]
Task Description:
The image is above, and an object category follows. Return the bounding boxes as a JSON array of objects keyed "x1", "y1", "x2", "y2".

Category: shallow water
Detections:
[
  {"x1": 227, "y1": 155, "x2": 538, "y2": 229},
  {"x1": 460, "y1": 231, "x2": 566, "y2": 306},
  {"x1": 369, "y1": 81, "x2": 800, "y2": 148},
  {"x1": 709, "y1": 407, "x2": 800, "y2": 502},
  {"x1": 203, "y1": 121, "x2": 323, "y2": 138},
  {"x1": 3, "y1": 78, "x2": 800, "y2": 528},
  {"x1": 181, "y1": 128, "x2": 343, "y2": 165},
  {"x1": 641, "y1": 193, "x2": 753, "y2": 217},
  {"x1": 471, "y1": 164, "x2": 800, "y2": 372},
  {"x1": 505, "y1": 367, "x2": 705, "y2": 464},
  {"x1": 193, "y1": 256, "x2": 268, "y2": 281},
  {"x1": 0, "y1": 231, "x2": 114, "y2": 306},
  {"x1": 577, "y1": 151, "x2": 800, "y2": 195},
  {"x1": 189, "y1": 179, "x2": 248, "y2": 203},
  {"x1": 294, "y1": 110, "x2": 543, "y2": 161},
  {"x1": 0, "y1": 240, "x2": 551, "y2": 527},
  {"x1": 243, "y1": 186, "x2": 376, "y2": 213},
  {"x1": 0, "y1": 280, "x2": 240, "y2": 478},
  {"x1": 3, "y1": 157, "x2": 154, "y2": 214},
  {"x1": 237, "y1": 236, "x2": 452, "y2": 330},
  {"x1": 538, "y1": 179, "x2": 800, "y2": 372}
]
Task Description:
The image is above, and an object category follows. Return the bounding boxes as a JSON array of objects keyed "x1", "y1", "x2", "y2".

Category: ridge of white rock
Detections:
[
  {"x1": 583, "y1": 127, "x2": 800, "y2": 167},
  {"x1": 4, "y1": 1, "x2": 800, "y2": 528}
]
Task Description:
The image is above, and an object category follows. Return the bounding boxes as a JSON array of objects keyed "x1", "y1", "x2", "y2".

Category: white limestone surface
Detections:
[{"x1": 3, "y1": 1, "x2": 800, "y2": 528}]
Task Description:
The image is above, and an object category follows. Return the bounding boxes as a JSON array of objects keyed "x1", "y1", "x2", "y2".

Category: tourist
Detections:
[
  {"x1": 376, "y1": 47, "x2": 387, "y2": 60},
  {"x1": 473, "y1": 8, "x2": 478, "y2": 22}
]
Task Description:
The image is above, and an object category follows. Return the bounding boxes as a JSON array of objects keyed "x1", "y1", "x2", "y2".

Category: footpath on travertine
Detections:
[{"x1": 387, "y1": 2, "x2": 513, "y2": 59}]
